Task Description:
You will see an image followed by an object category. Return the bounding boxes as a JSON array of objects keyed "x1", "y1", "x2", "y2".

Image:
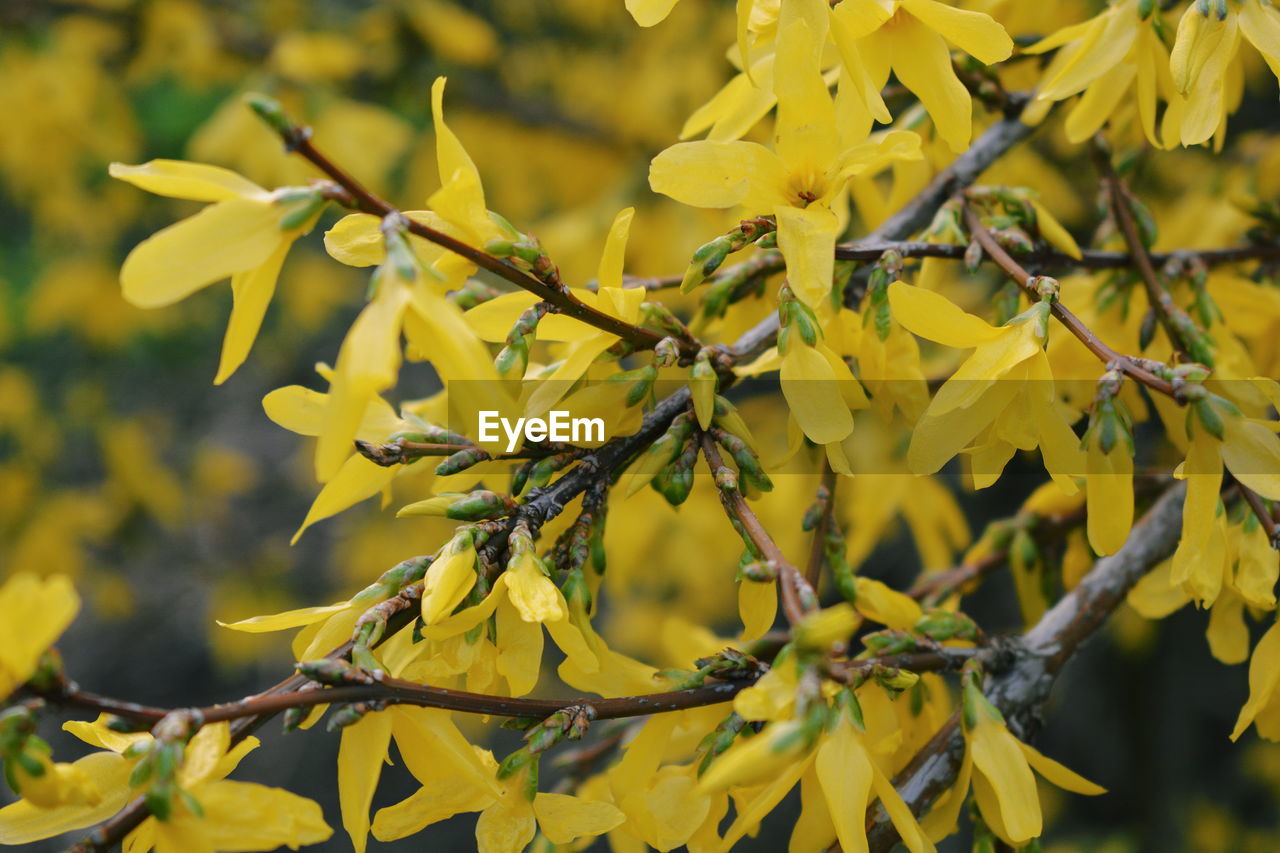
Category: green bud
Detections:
[
  {"x1": 1193, "y1": 398, "x2": 1226, "y2": 440},
  {"x1": 244, "y1": 92, "x2": 304, "y2": 147}
]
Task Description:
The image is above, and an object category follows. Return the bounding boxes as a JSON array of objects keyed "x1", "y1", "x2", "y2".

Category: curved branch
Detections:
[{"x1": 963, "y1": 205, "x2": 1178, "y2": 398}]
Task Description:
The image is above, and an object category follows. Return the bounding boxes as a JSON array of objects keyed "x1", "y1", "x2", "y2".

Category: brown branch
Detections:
[
  {"x1": 963, "y1": 204, "x2": 1178, "y2": 398},
  {"x1": 836, "y1": 240, "x2": 1280, "y2": 269},
  {"x1": 1090, "y1": 143, "x2": 1188, "y2": 358},
  {"x1": 1239, "y1": 481, "x2": 1280, "y2": 549},
  {"x1": 257, "y1": 104, "x2": 680, "y2": 357},
  {"x1": 700, "y1": 434, "x2": 815, "y2": 626},
  {"x1": 805, "y1": 465, "x2": 837, "y2": 591},
  {"x1": 623, "y1": 239, "x2": 1280, "y2": 291}
]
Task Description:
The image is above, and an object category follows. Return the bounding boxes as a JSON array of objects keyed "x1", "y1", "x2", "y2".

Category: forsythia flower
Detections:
[
  {"x1": 0, "y1": 573, "x2": 78, "y2": 701},
  {"x1": 1232, "y1": 619, "x2": 1280, "y2": 741},
  {"x1": 372, "y1": 739, "x2": 624, "y2": 852},
  {"x1": 0, "y1": 718, "x2": 331, "y2": 851},
  {"x1": 521, "y1": 207, "x2": 645, "y2": 418},
  {"x1": 1172, "y1": 396, "x2": 1280, "y2": 604},
  {"x1": 1170, "y1": 0, "x2": 1280, "y2": 146},
  {"x1": 888, "y1": 282, "x2": 1084, "y2": 490},
  {"x1": 701, "y1": 679, "x2": 935, "y2": 852},
  {"x1": 829, "y1": 0, "x2": 1013, "y2": 151},
  {"x1": 263, "y1": 369, "x2": 415, "y2": 543},
  {"x1": 925, "y1": 680, "x2": 1104, "y2": 846},
  {"x1": 109, "y1": 159, "x2": 322, "y2": 384},
  {"x1": 650, "y1": 1, "x2": 921, "y2": 308},
  {"x1": 1025, "y1": 0, "x2": 1184, "y2": 148},
  {"x1": 776, "y1": 292, "x2": 870, "y2": 469}
]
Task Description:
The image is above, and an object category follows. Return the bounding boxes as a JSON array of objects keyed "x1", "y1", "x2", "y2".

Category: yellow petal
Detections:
[
  {"x1": 0, "y1": 573, "x2": 79, "y2": 700},
  {"x1": 969, "y1": 719, "x2": 1040, "y2": 843},
  {"x1": 1017, "y1": 741, "x2": 1106, "y2": 795},
  {"x1": 262, "y1": 385, "x2": 328, "y2": 436},
  {"x1": 120, "y1": 198, "x2": 284, "y2": 308},
  {"x1": 781, "y1": 343, "x2": 854, "y2": 444},
  {"x1": 775, "y1": 203, "x2": 840, "y2": 309},
  {"x1": 532, "y1": 792, "x2": 625, "y2": 844},
  {"x1": 1221, "y1": 415, "x2": 1280, "y2": 501},
  {"x1": 292, "y1": 454, "x2": 399, "y2": 544},
  {"x1": 214, "y1": 239, "x2": 291, "y2": 385},
  {"x1": 0, "y1": 753, "x2": 132, "y2": 845},
  {"x1": 216, "y1": 602, "x2": 351, "y2": 633},
  {"x1": 422, "y1": 544, "x2": 479, "y2": 625},
  {"x1": 1029, "y1": 200, "x2": 1082, "y2": 260},
  {"x1": 316, "y1": 278, "x2": 411, "y2": 481},
  {"x1": 625, "y1": 0, "x2": 680, "y2": 27},
  {"x1": 869, "y1": 764, "x2": 936, "y2": 853},
  {"x1": 1240, "y1": 0, "x2": 1280, "y2": 72},
  {"x1": 506, "y1": 556, "x2": 564, "y2": 623},
  {"x1": 373, "y1": 778, "x2": 493, "y2": 841},
  {"x1": 496, "y1": 597, "x2": 543, "y2": 697},
  {"x1": 899, "y1": 0, "x2": 1012, "y2": 64},
  {"x1": 597, "y1": 207, "x2": 634, "y2": 292},
  {"x1": 888, "y1": 281, "x2": 1001, "y2": 348},
  {"x1": 886, "y1": 14, "x2": 973, "y2": 152},
  {"x1": 854, "y1": 576, "x2": 923, "y2": 630},
  {"x1": 649, "y1": 140, "x2": 785, "y2": 210},
  {"x1": 475, "y1": 795, "x2": 537, "y2": 853},
  {"x1": 338, "y1": 712, "x2": 394, "y2": 853},
  {"x1": 324, "y1": 210, "x2": 447, "y2": 268},
  {"x1": 196, "y1": 780, "x2": 332, "y2": 850},
  {"x1": 1233, "y1": 621, "x2": 1280, "y2": 740},
  {"x1": 429, "y1": 77, "x2": 494, "y2": 242},
  {"x1": 816, "y1": 720, "x2": 874, "y2": 853},
  {"x1": 1127, "y1": 559, "x2": 1189, "y2": 618},
  {"x1": 906, "y1": 380, "x2": 1022, "y2": 475},
  {"x1": 109, "y1": 160, "x2": 264, "y2": 202},
  {"x1": 738, "y1": 578, "x2": 778, "y2": 642},
  {"x1": 1086, "y1": 440, "x2": 1134, "y2": 556},
  {"x1": 1207, "y1": 589, "x2": 1250, "y2": 665}
]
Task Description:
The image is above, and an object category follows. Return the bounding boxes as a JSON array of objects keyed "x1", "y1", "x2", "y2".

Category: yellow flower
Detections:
[
  {"x1": 1024, "y1": 0, "x2": 1184, "y2": 148},
  {"x1": 888, "y1": 282, "x2": 1085, "y2": 491},
  {"x1": 404, "y1": 531, "x2": 600, "y2": 693},
  {"x1": 1232, "y1": 619, "x2": 1280, "y2": 741},
  {"x1": 1084, "y1": 398, "x2": 1136, "y2": 557},
  {"x1": 338, "y1": 703, "x2": 502, "y2": 853},
  {"x1": 701, "y1": 703, "x2": 935, "y2": 853},
  {"x1": 0, "y1": 718, "x2": 331, "y2": 851},
  {"x1": 109, "y1": 160, "x2": 320, "y2": 384},
  {"x1": 928, "y1": 682, "x2": 1104, "y2": 846},
  {"x1": 829, "y1": 0, "x2": 1013, "y2": 152},
  {"x1": 650, "y1": 3, "x2": 921, "y2": 308},
  {"x1": 1172, "y1": 399, "x2": 1280, "y2": 605},
  {"x1": 0, "y1": 572, "x2": 78, "y2": 701},
  {"x1": 262, "y1": 371, "x2": 412, "y2": 543},
  {"x1": 372, "y1": 740, "x2": 623, "y2": 852},
  {"x1": 522, "y1": 207, "x2": 645, "y2": 418},
  {"x1": 1170, "y1": 0, "x2": 1280, "y2": 147},
  {"x1": 7, "y1": 750, "x2": 101, "y2": 811}
]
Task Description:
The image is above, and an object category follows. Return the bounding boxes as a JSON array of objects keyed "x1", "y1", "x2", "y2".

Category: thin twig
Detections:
[
  {"x1": 963, "y1": 204, "x2": 1177, "y2": 398},
  {"x1": 1090, "y1": 142, "x2": 1187, "y2": 357},
  {"x1": 276, "y1": 118, "x2": 684, "y2": 356},
  {"x1": 805, "y1": 465, "x2": 837, "y2": 591},
  {"x1": 700, "y1": 434, "x2": 815, "y2": 625}
]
